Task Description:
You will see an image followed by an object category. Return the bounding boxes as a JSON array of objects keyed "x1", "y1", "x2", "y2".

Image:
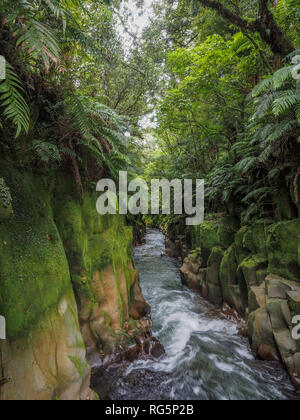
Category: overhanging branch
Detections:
[{"x1": 197, "y1": 0, "x2": 294, "y2": 57}]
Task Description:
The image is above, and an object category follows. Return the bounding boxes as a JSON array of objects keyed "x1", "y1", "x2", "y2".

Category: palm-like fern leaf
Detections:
[
  {"x1": 272, "y1": 90, "x2": 300, "y2": 116},
  {"x1": 0, "y1": 62, "x2": 30, "y2": 137},
  {"x1": 16, "y1": 19, "x2": 61, "y2": 70},
  {"x1": 252, "y1": 77, "x2": 272, "y2": 97},
  {"x1": 272, "y1": 66, "x2": 294, "y2": 89}
]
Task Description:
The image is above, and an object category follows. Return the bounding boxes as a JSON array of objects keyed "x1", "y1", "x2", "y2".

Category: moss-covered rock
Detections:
[
  {"x1": 0, "y1": 165, "x2": 152, "y2": 399},
  {"x1": 234, "y1": 227, "x2": 249, "y2": 263},
  {"x1": 206, "y1": 247, "x2": 224, "y2": 305},
  {"x1": 266, "y1": 220, "x2": 300, "y2": 282},
  {"x1": 0, "y1": 166, "x2": 95, "y2": 400},
  {"x1": 53, "y1": 173, "x2": 150, "y2": 355},
  {"x1": 0, "y1": 178, "x2": 13, "y2": 221},
  {"x1": 0, "y1": 169, "x2": 71, "y2": 341},
  {"x1": 239, "y1": 255, "x2": 268, "y2": 288},
  {"x1": 0, "y1": 289, "x2": 95, "y2": 400},
  {"x1": 242, "y1": 222, "x2": 268, "y2": 258},
  {"x1": 219, "y1": 245, "x2": 245, "y2": 313},
  {"x1": 187, "y1": 215, "x2": 238, "y2": 264}
]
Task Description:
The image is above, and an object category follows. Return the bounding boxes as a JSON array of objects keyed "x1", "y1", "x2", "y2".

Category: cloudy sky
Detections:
[{"x1": 117, "y1": 0, "x2": 155, "y2": 50}]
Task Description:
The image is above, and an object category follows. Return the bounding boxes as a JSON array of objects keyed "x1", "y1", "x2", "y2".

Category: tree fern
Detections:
[
  {"x1": 252, "y1": 77, "x2": 272, "y2": 97},
  {"x1": 0, "y1": 61, "x2": 30, "y2": 137},
  {"x1": 272, "y1": 90, "x2": 300, "y2": 117},
  {"x1": 242, "y1": 187, "x2": 272, "y2": 204},
  {"x1": 234, "y1": 156, "x2": 257, "y2": 174},
  {"x1": 272, "y1": 66, "x2": 294, "y2": 90},
  {"x1": 31, "y1": 140, "x2": 61, "y2": 163},
  {"x1": 16, "y1": 19, "x2": 61, "y2": 70}
]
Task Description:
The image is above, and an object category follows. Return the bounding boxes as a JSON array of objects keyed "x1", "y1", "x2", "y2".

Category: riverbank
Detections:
[
  {"x1": 164, "y1": 215, "x2": 300, "y2": 389},
  {"x1": 92, "y1": 229, "x2": 299, "y2": 400}
]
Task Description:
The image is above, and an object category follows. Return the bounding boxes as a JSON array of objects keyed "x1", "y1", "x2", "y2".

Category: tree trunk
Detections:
[{"x1": 197, "y1": 0, "x2": 294, "y2": 58}]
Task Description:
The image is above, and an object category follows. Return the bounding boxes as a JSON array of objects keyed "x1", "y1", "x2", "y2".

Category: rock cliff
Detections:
[
  {"x1": 166, "y1": 215, "x2": 300, "y2": 388},
  {"x1": 0, "y1": 164, "x2": 153, "y2": 400}
]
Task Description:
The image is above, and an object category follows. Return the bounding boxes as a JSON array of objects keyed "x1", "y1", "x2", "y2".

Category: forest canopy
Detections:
[{"x1": 0, "y1": 0, "x2": 299, "y2": 225}]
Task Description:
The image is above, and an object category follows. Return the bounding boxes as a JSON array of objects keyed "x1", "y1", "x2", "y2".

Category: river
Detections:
[{"x1": 93, "y1": 229, "x2": 299, "y2": 400}]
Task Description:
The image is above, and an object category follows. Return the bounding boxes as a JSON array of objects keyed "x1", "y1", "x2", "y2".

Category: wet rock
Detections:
[
  {"x1": 287, "y1": 291, "x2": 300, "y2": 317},
  {"x1": 180, "y1": 251, "x2": 204, "y2": 291},
  {"x1": 247, "y1": 307, "x2": 280, "y2": 361},
  {"x1": 150, "y1": 338, "x2": 165, "y2": 358},
  {"x1": 206, "y1": 247, "x2": 224, "y2": 306},
  {"x1": 1, "y1": 290, "x2": 96, "y2": 400},
  {"x1": 124, "y1": 345, "x2": 140, "y2": 362},
  {"x1": 239, "y1": 255, "x2": 268, "y2": 288},
  {"x1": 248, "y1": 284, "x2": 266, "y2": 314}
]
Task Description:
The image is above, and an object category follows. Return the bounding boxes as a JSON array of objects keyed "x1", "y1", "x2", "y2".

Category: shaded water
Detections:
[{"x1": 94, "y1": 229, "x2": 299, "y2": 400}]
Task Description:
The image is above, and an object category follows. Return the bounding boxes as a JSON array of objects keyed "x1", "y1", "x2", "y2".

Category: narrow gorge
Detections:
[
  {"x1": 0, "y1": 0, "x2": 300, "y2": 402},
  {"x1": 0, "y1": 166, "x2": 160, "y2": 400}
]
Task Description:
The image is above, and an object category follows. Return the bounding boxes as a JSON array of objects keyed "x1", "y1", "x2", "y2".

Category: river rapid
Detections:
[{"x1": 93, "y1": 229, "x2": 299, "y2": 400}]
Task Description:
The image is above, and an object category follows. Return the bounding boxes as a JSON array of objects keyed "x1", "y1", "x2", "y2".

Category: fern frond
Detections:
[
  {"x1": 267, "y1": 120, "x2": 299, "y2": 142},
  {"x1": 234, "y1": 157, "x2": 257, "y2": 174},
  {"x1": 16, "y1": 19, "x2": 61, "y2": 70},
  {"x1": 242, "y1": 187, "x2": 272, "y2": 203},
  {"x1": 0, "y1": 61, "x2": 30, "y2": 137},
  {"x1": 251, "y1": 92, "x2": 274, "y2": 120},
  {"x1": 272, "y1": 66, "x2": 294, "y2": 89},
  {"x1": 252, "y1": 77, "x2": 272, "y2": 97},
  {"x1": 31, "y1": 140, "x2": 61, "y2": 163},
  {"x1": 272, "y1": 90, "x2": 300, "y2": 116}
]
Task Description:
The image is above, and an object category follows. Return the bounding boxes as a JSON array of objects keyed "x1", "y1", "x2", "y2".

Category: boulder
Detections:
[
  {"x1": 234, "y1": 227, "x2": 249, "y2": 263},
  {"x1": 239, "y1": 255, "x2": 268, "y2": 288},
  {"x1": 220, "y1": 245, "x2": 244, "y2": 312},
  {"x1": 247, "y1": 307, "x2": 279, "y2": 361},
  {"x1": 242, "y1": 222, "x2": 268, "y2": 258},
  {"x1": 248, "y1": 285, "x2": 266, "y2": 314},
  {"x1": 206, "y1": 247, "x2": 224, "y2": 305}
]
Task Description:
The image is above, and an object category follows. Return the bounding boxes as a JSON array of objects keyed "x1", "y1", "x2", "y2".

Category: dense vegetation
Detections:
[{"x1": 0, "y1": 0, "x2": 300, "y2": 227}]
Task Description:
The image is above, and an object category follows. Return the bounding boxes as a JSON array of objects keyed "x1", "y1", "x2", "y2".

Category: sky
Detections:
[
  {"x1": 117, "y1": 0, "x2": 158, "y2": 129},
  {"x1": 117, "y1": 0, "x2": 155, "y2": 49}
]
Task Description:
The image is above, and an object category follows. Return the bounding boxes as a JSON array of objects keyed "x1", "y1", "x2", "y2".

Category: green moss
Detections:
[
  {"x1": 0, "y1": 177, "x2": 13, "y2": 221},
  {"x1": 68, "y1": 355, "x2": 89, "y2": 379},
  {"x1": 234, "y1": 227, "x2": 249, "y2": 263},
  {"x1": 0, "y1": 167, "x2": 71, "y2": 341},
  {"x1": 187, "y1": 216, "x2": 238, "y2": 265},
  {"x1": 239, "y1": 255, "x2": 268, "y2": 288},
  {"x1": 53, "y1": 175, "x2": 134, "y2": 327},
  {"x1": 266, "y1": 220, "x2": 300, "y2": 282},
  {"x1": 242, "y1": 222, "x2": 268, "y2": 258}
]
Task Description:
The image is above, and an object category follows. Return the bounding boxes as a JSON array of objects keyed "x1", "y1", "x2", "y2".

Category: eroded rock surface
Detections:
[
  {"x1": 168, "y1": 215, "x2": 300, "y2": 388},
  {"x1": 0, "y1": 167, "x2": 155, "y2": 400}
]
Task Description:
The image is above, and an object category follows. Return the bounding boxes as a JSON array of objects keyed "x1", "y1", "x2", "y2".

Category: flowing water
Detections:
[{"x1": 94, "y1": 229, "x2": 299, "y2": 400}]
